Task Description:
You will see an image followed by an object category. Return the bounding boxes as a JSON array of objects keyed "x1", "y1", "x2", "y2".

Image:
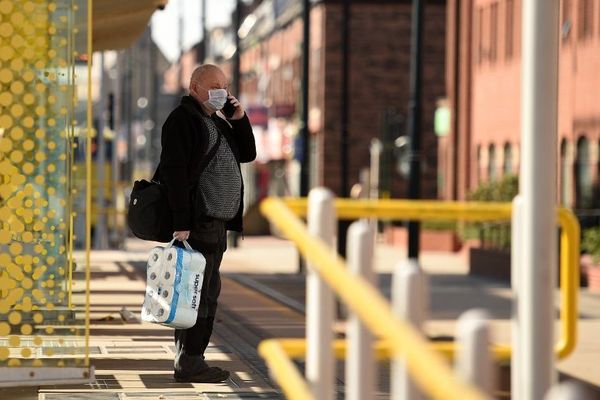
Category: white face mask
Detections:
[{"x1": 203, "y1": 89, "x2": 228, "y2": 112}]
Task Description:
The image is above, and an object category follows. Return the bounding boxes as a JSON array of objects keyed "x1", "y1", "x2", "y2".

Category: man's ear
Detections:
[{"x1": 189, "y1": 83, "x2": 198, "y2": 97}]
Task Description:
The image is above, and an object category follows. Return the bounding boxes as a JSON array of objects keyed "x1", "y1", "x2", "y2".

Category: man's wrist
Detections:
[{"x1": 230, "y1": 111, "x2": 247, "y2": 121}]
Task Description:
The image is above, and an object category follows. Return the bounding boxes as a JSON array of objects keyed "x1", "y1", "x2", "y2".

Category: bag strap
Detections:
[
  {"x1": 196, "y1": 129, "x2": 221, "y2": 174},
  {"x1": 181, "y1": 101, "x2": 223, "y2": 176},
  {"x1": 152, "y1": 107, "x2": 222, "y2": 184}
]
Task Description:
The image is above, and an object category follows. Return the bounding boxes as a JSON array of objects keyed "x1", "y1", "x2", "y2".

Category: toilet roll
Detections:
[
  {"x1": 166, "y1": 306, "x2": 198, "y2": 328},
  {"x1": 141, "y1": 295, "x2": 158, "y2": 323},
  {"x1": 161, "y1": 248, "x2": 178, "y2": 285},
  {"x1": 141, "y1": 240, "x2": 207, "y2": 329},
  {"x1": 159, "y1": 285, "x2": 174, "y2": 306},
  {"x1": 147, "y1": 247, "x2": 163, "y2": 269}
]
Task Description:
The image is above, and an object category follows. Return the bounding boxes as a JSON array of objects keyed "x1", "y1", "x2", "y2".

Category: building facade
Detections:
[
  {"x1": 444, "y1": 0, "x2": 600, "y2": 210},
  {"x1": 238, "y1": 0, "x2": 448, "y2": 200}
]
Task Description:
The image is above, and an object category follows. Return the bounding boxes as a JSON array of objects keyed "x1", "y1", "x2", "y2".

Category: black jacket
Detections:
[{"x1": 159, "y1": 96, "x2": 256, "y2": 233}]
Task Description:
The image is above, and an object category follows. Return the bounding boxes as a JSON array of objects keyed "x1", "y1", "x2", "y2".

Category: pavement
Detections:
[
  {"x1": 221, "y1": 236, "x2": 600, "y2": 389},
  {"x1": 1, "y1": 235, "x2": 599, "y2": 399}
]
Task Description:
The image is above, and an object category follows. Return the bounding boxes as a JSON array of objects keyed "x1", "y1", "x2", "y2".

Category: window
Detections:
[
  {"x1": 503, "y1": 143, "x2": 512, "y2": 174},
  {"x1": 488, "y1": 144, "x2": 497, "y2": 181},
  {"x1": 560, "y1": 139, "x2": 570, "y2": 206},
  {"x1": 575, "y1": 137, "x2": 593, "y2": 208},
  {"x1": 578, "y1": 0, "x2": 594, "y2": 39},
  {"x1": 506, "y1": 0, "x2": 514, "y2": 59},
  {"x1": 490, "y1": 3, "x2": 498, "y2": 62}
]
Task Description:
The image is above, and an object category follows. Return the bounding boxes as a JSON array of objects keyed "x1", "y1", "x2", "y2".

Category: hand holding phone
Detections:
[{"x1": 222, "y1": 97, "x2": 236, "y2": 119}]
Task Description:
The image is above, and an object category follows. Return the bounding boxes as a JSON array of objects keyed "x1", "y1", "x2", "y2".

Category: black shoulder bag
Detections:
[{"x1": 127, "y1": 125, "x2": 222, "y2": 243}]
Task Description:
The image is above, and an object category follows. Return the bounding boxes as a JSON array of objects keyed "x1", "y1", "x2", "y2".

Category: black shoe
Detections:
[{"x1": 174, "y1": 367, "x2": 230, "y2": 383}]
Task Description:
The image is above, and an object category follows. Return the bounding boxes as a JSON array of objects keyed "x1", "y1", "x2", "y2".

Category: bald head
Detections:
[
  {"x1": 189, "y1": 64, "x2": 229, "y2": 108},
  {"x1": 190, "y1": 65, "x2": 228, "y2": 90}
]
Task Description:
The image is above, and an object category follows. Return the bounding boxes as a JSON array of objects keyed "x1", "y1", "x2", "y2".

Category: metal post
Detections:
[
  {"x1": 233, "y1": 0, "x2": 242, "y2": 96},
  {"x1": 297, "y1": 0, "x2": 311, "y2": 274},
  {"x1": 300, "y1": 0, "x2": 310, "y2": 197},
  {"x1": 306, "y1": 188, "x2": 335, "y2": 400},
  {"x1": 518, "y1": 0, "x2": 560, "y2": 398},
  {"x1": 142, "y1": 29, "x2": 151, "y2": 166},
  {"x1": 511, "y1": 195, "x2": 522, "y2": 399},
  {"x1": 391, "y1": 259, "x2": 426, "y2": 400},
  {"x1": 346, "y1": 220, "x2": 375, "y2": 400},
  {"x1": 229, "y1": 0, "x2": 243, "y2": 250},
  {"x1": 125, "y1": 49, "x2": 134, "y2": 181},
  {"x1": 149, "y1": 27, "x2": 159, "y2": 163},
  {"x1": 456, "y1": 309, "x2": 494, "y2": 394},
  {"x1": 406, "y1": 0, "x2": 424, "y2": 261},
  {"x1": 201, "y1": 0, "x2": 207, "y2": 63},
  {"x1": 340, "y1": 0, "x2": 350, "y2": 198},
  {"x1": 545, "y1": 382, "x2": 590, "y2": 400},
  {"x1": 370, "y1": 139, "x2": 382, "y2": 200},
  {"x1": 111, "y1": 56, "x2": 123, "y2": 246},
  {"x1": 94, "y1": 52, "x2": 108, "y2": 249},
  {"x1": 178, "y1": 0, "x2": 185, "y2": 93},
  {"x1": 337, "y1": 0, "x2": 351, "y2": 259}
]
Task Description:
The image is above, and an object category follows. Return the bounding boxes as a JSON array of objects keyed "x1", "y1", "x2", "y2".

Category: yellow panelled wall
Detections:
[{"x1": 0, "y1": 0, "x2": 88, "y2": 369}]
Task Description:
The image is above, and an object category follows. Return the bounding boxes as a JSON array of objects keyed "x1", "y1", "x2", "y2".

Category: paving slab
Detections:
[
  {"x1": 0, "y1": 241, "x2": 282, "y2": 400},
  {"x1": 3, "y1": 235, "x2": 599, "y2": 398}
]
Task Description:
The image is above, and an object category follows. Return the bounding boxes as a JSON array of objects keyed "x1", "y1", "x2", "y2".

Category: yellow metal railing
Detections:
[
  {"x1": 259, "y1": 198, "x2": 487, "y2": 400},
  {"x1": 277, "y1": 198, "x2": 580, "y2": 360},
  {"x1": 258, "y1": 197, "x2": 580, "y2": 399},
  {"x1": 258, "y1": 340, "x2": 313, "y2": 399}
]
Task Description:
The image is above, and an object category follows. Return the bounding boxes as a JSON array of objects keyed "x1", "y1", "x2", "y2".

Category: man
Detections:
[{"x1": 159, "y1": 64, "x2": 256, "y2": 383}]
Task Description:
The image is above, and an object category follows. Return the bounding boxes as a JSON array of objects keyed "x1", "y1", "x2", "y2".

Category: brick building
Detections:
[
  {"x1": 443, "y1": 0, "x2": 600, "y2": 210},
  {"x1": 238, "y1": 0, "x2": 447, "y2": 200}
]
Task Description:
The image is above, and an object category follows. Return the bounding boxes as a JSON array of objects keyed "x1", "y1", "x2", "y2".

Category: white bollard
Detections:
[
  {"x1": 455, "y1": 309, "x2": 494, "y2": 394},
  {"x1": 391, "y1": 259, "x2": 427, "y2": 400},
  {"x1": 511, "y1": 195, "x2": 522, "y2": 399},
  {"x1": 518, "y1": 0, "x2": 560, "y2": 397},
  {"x1": 306, "y1": 188, "x2": 336, "y2": 400},
  {"x1": 345, "y1": 220, "x2": 376, "y2": 400},
  {"x1": 545, "y1": 381, "x2": 590, "y2": 400}
]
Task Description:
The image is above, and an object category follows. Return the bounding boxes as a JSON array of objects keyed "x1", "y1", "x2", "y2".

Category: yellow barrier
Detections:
[
  {"x1": 278, "y1": 197, "x2": 580, "y2": 360},
  {"x1": 557, "y1": 209, "x2": 580, "y2": 358},
  {"x1": 260, "y1": 198, "x2": 486, "y2": 400},
  {"x1": 274, "y1": 338, "x2": 512, "y2": 361},
  {"x1": 258, "y1": 197, "x2": 580, "y2": 399},
  {"x1": 257, "y1": 340, "x2": 313, "y2": 400},
  {"x1": 283, "y1": 198, "x2": 513, "y2": 221}
]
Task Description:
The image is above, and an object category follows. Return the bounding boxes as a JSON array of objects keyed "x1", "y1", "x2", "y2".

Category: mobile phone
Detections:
[{"x1": 222, "y1": 97, "x2": 236, "y2": 119}]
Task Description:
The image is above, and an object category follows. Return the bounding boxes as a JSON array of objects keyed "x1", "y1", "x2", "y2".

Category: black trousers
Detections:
[{"x1": 174, "y1": 218, "x2": 227, "y2": 358}]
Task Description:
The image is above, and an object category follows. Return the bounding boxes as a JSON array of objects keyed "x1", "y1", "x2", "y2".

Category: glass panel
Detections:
[{"x1": 0, "y1": 0, "x2": 89, "y2": 371}]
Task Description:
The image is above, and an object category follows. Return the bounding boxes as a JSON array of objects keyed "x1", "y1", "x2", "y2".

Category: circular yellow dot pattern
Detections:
[
  {"x1": 0, "y1": 323, "x2": 10, "y2": 336},
  {"x1": 33, "y1": 313, "x2": 43, "y2": 324},
  {"x1": 8, "y1": 336, "x2": 20, "y2": 346},
  {"x1": 8, "y1": 312, "x2": 21, "y2": 325},
  {"x1": 0, "y1": 0, "x2": 85, "y2": 368}
]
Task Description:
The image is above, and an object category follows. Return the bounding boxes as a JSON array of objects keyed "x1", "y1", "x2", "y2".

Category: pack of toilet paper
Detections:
[{"x1": 141, "y1": 240, "x2": 206, "y2": 329}]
